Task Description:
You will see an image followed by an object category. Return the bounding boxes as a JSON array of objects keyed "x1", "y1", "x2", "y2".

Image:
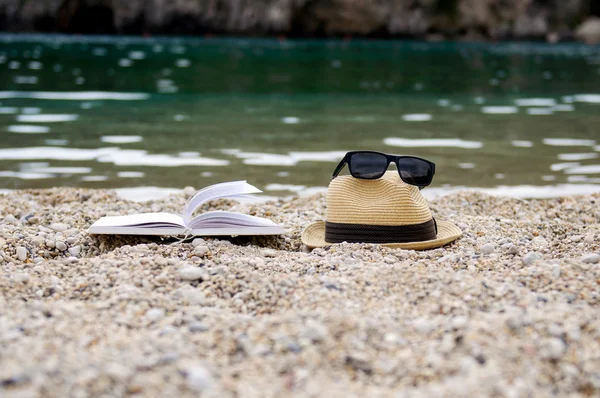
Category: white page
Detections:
[
  {"x1": 182, "y1": 181, "x2": 262, "y2": 226},
  {"x1": 188, "y1": 211, "x2": 279, "y2": 228},
  {"x1": 91, "y1": 212, "x2": 185, "y2": 228}
]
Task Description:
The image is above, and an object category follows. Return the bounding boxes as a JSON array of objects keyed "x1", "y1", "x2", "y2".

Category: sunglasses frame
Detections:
[{"x1": 332, "y1": 150, "x2": 436, "y2": 188}]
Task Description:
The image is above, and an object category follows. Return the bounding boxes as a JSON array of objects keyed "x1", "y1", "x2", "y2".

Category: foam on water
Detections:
[
  {"x1": 100, "y1": 135, "x2": 143, "y2": 144},
  {"x1": 282, "y1": 117, "x2": 300, "y2": 124},
  {"x1": 543, "y1": 138, "x2": 596, "y2": 146},
  {"x1": 0, "y1": 91, "x2": 150, "y2": 100},
  {"x1": 17, "y1": 114, "x2": 79, "y2": 123},
  {"x1": 242, "y1": 154, "x2": 297, "y2": 166},
  {"x1": 557, "y1": 153, "x2": 599, "y2": 161},
  {"x1": 384, "y1": 137, "x2": 483, "y2": 149},
  {"x1": 289, "y1": 151, "x2": 347, "y2": 162},
  {"x1": 0, "y1": 147, "x2": 119, "y2": 161},
  {"x1": 0, "y1": 171, "x2": 54, "y2": 179},
  {"x1": 264, "y1": 183, "x2": 307, "y2": 192},
  {"x1": 515, "y1": 98, "x2": 556, "y2": 107},
  {"x1": 31, "y1": 166, "x2": 92, "y2": 174},
  {"x1": 7, "y1": 125, "x2": 50, "y2": 133},
  {"x1": 550, "y1": 162, "x2": 580, "y2": 171},
  {"x1": 81, "y1": 175, "x2": 108, "y2": 182},
  {"x1": 573, "y1": 94, "x2": 600, "y2": 103},
  {"x1": 21, "y1": 107, "x2": 41, "y2": 114},
  {"x1": 401, "y1": 114, "x2": 432, "y2": 122},
  {"x1": 481, "y1": 106, "x2": 518, "y2": 114},
  {"x1": 564, "y1": 165, "x2": 600, "y2": 174},
  {"x1": 511, "y1": 140, "x2": 534, "y2": 147},
  {"x1": 0, "y1": 107, "x2": 19, "y2": 114},
  {"x1": 118, "y1": 171, "x2": 145, "y2": 178},
  {"x1": 97, "y1": 150, "x2": 230, "y2": 167}
]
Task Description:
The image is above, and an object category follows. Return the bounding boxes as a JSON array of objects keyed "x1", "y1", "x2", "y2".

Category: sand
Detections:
[{"x1": 1, "y1": 188, "x2": 599, "y2": 397}]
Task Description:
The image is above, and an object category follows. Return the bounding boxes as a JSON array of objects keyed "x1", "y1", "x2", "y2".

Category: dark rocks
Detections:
[{"x1": 0, "y1": 0, "x2": 596, "y2": 43}]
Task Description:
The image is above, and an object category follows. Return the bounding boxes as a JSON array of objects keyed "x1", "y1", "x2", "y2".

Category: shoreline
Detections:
[
  {"x1": 1, "y1": 188, "x2": 599, "y2": 396},
  {"x1": 4, "y1": 183, "x2": 600, "y2": 203}
]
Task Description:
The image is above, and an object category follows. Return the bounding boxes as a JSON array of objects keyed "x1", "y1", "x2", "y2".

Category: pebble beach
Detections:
[{"x1": 1, "y1": 187, "x2": 599, "y2": 397}]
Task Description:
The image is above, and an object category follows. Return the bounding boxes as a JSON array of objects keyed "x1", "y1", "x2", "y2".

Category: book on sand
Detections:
[{"x1": 88, "y1": 181, "x2": 286, "y2": 236}]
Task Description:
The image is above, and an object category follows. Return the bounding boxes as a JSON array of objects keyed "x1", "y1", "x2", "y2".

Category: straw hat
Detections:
[{"x1": 301, "y1": 171, "x2": 461, "y2": 250}]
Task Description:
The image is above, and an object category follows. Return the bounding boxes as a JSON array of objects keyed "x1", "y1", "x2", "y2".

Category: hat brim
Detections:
[{"x1": 301, "y1": 220, "x2": 462, "y2": 250}]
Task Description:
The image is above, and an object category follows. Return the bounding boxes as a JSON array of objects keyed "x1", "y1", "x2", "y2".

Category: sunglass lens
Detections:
[
  {"x1": 350, "y1": 152, "x2": 388, "y2": 179},
  {"x1": 396, "y1": 157, "x2": 433, "y2": 186}
]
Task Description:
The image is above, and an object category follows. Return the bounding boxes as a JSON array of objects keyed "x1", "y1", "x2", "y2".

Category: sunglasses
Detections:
[{"x1": 332, "y1": 151, "x2": 436, "y2": 188}]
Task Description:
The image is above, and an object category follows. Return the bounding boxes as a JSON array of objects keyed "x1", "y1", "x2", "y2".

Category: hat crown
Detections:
[{"x1": 326, "y1": 171, "x2": 432, "y2": 226}]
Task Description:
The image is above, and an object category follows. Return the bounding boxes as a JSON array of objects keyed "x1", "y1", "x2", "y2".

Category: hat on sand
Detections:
[{"x1": 301, "y1": 171, "x2": 461, "y2": 250}]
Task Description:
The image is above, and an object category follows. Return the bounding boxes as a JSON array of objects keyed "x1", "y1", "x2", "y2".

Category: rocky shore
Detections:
[
  {"x1": 1, "y1": 0, "x2": 600, "y2": 44},
  {"x1": 1, "y1": 187, "x2": 599, "y2": 396}
]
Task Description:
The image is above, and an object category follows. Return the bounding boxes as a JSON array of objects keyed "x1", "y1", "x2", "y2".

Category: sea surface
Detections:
[{"x1": 1, "y1": 34, "x2": 599, "y2": 200}]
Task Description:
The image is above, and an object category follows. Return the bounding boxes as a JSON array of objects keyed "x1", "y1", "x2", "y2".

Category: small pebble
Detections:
[
  {"x1": 16, "y1": 246, "x2": 28, "y2": 261},
  {"x1": 179, "y1": 267, "x2": 209, "y2": 281},
  {"x1": 146, "y1": 308, "x2": 166, "y2": 323},
  {"x1": 50, "y1": 222, "x2": 69, "y2": 232},
  {"x1": 580, "y1": 253, "x2": 600, "y2": 264},
  {"x1": 570, "y1": 235, "x2": 583, "y2": 243},
  {"x1": 539, "y1": 338, "x2": 567, "y2": 360},
  {"x1": 193, "y1": 245, "x2": 209, "y2": 257},
  {"x1": 68, "y1": 245, "x2": 81, "y2": 256},
  {"x1": 186, "y1": 366, "x2": 213, "y2": 392},
  {"x1": 189, "y1": 321, "x2": 209, "y2": 333},
  {"x1": 55, "y1": 241, "x2": 67, "y2": 252},
  {"x1": 413, "y1": 318, "x2": 436, "y2": 334},
  {"x1": 13, "y1": 272, "x2": 30, "y2": 283},
  {"x1": 4, "y1": 214, "x2": 17, "y2": 224},
  {"x1": 191, "y1": 238, "x2": 206, "y2": 247},
  {"x1": 261, "y1": 249, "x2": 277, "y2": 257},
  {"x1": 522, "y1": 252, "x2": 542, "y2": 266},
  {"x1": 480, "y1": 243, "x2": 495, "y2": 255}
]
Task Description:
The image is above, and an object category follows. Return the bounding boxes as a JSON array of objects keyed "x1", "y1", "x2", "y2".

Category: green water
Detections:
[{"x1": 0, "y1": 34, "x2": 599, "y2": 198}]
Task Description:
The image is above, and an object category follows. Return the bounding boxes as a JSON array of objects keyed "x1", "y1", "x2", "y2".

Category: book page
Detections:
[
  {"x1": 188, "y1": 211, "x2": 280, "y2": 229},
  {"x1": 182, "y1": 181, "x2": 262, "y2": 226},
  {"x1": 90, "y1": 212, "x2": 185, "y2": 228}
]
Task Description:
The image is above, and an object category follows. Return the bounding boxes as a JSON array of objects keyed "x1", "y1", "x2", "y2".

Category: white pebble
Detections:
[
  {"x1": 55, "y1": 241, "x2": 67, "y2": 251},
  {"x1": 193, "y1": 245, "x2": 209, "y2": 257},
  {"x1": 0, "y1": 237, "x2": 5, "y2": 248},
  {"x1": 45, "y1": 240, "x2": 55, "y2": 249},
  {"x1": 522, "y1": 252, "x2": 542, "y2": 266},
  {"x1": 539, "y1": 338, "x2": 567, "y2": 360},
  {"x1": 16, "y1": 246, "x2": 28, "y2": 261},
  {"x1": 146, "y1": 308, "x2": 165, "y2": 323},
  {"x1": 186, "y1": 366, "x2": 213, "y2": 392},
  {"x1": 580, "y1": 253, "x2": 600, "y2": 264},
  {"x1": 413, "y1": 318, "x2": 436, "y2": 334},
  {"x1": 480, "y1": 244, "x2": 495, "y2": 255},
  {"x1": 451, "y1": 316, "x2": 468, "y2": 329},
  {"x1": 183, "y1": 186, "x2": 196, "y2": 196},
  {"x1": 552, "y1": 264, "x2": 561, "y2": 278},
  {"x1": 303, "y1": 319, "x2": 329, "y2": 342},
  {"x1": 4, "y1": 214, "x2": 17, "y2": 224},
  {"x1": 179, "y1": 267, "x2": 208, "y2": 281},
  {"x1": 68, "y1": 245, "x2": 81, "y2": 256},
  {"x1": 13, "y1": 272, "x2": 30, "y2": 283},
  {"x1": 261, "y1": 249, "x2": 277, "y2": 258},
  {"x1": 191, "y1": 238, "x2": 206, "y2": 247},
  {"x1": 50, "y1": 222, "x2": 69, "y2": 232}
]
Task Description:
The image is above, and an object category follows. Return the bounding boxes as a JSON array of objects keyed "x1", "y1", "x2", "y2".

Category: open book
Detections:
[{"x1": 88, "y1": 181, "x2": 286, "y2": 236}]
